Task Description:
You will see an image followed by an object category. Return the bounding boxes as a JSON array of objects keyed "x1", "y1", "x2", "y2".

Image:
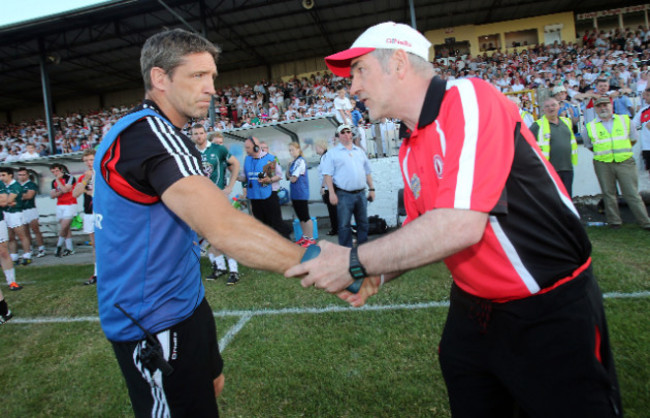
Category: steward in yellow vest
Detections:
[
  {"x1": 529, "y1": 98, "x2": 578, "y2": 196},
  {"x1": 586, "y1": 96, "x2": 650, "y2": 230},
  {"x1": 587, "y1": 114, "x2": 633, "y2": 163},
  {"x1": 534, "y1": 115, "x2": 578, "y2": 165}
]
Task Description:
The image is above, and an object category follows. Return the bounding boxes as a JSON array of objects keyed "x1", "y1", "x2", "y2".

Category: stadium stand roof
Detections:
[{"x1": 0, "y1": 0, "x2": 646, "y2": 115}]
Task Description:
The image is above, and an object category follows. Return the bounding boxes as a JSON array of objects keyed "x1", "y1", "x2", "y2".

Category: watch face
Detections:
[{"x1": 349, "y1": 266, "x2": 364, "y2": 279}]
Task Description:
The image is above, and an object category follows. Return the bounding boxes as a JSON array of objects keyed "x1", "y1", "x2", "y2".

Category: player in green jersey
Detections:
[{"x1": 191, "y1": 124, "x2": 242, "y2": 285}]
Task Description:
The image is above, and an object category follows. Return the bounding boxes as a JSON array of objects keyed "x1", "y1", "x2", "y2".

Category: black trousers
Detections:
[
  {"x1": 321, "y1": 189, "x2": 338, "y2": 232},
  {"x1": 439, "y1": 267, "x2": 621, "y2": 418},
  {"x1": 112, "y1": 298, "x2": 222, "y2": 418},
  {"x1": 250, "y1": 192, "x2": 290, "y2": 238}
]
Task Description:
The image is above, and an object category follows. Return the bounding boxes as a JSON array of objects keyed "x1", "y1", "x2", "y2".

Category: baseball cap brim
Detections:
[{"x1": 325, "y1": 47, "x2": 376, "y2": 77}]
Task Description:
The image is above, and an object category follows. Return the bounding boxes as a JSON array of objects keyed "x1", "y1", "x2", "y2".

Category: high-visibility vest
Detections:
[
  {"x1": 587, "y1": 114, "x2": 633, "y2": 163},
  {"x1": 534, "y1": 115, "x2": 578, "y2": 165}
]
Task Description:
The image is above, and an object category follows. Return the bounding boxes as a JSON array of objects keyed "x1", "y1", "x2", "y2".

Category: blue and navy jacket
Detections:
[
  {"x1": 94, "y1": 109, "x2": 204, "y2": 342},
  {"x1": 289, "y1": 156, "x2": 309, "y2": 201},
  {"x1": 243, "y1": 153, "x2": 276, "y2": 200}
]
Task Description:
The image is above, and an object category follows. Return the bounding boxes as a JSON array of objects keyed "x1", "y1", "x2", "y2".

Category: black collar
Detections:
[
  {"x1": 399, "y1": 76, "x2": 447, "y2": 139},
  {"x1": 135, "y1": 99, "x2": 179, "y2": 129}
]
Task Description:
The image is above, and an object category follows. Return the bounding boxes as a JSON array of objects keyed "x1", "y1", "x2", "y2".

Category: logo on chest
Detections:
[
  {"x1": 410, "y1": 173, "x2": 421, "y2": 199},
  {"x1": 434, "y1": 155, "x2": 444, "y2": 179}
]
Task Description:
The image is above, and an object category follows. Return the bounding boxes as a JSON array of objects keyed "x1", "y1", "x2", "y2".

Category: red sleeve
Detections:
[{"x1": 434, "y1": 79, "x2": 514, "y2": 213}]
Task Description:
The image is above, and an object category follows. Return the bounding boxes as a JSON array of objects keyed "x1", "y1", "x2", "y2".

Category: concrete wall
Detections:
[
  {"x1": 426, "y1": 11, "x2": 577, "y2": 57},
  {"x1": 27, "y1": 136, "x2": 650, "y2": 227}
]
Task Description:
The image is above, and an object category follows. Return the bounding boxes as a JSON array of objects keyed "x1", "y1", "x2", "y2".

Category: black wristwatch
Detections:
[{"x1": 348, "y1": 246, "x2": 367, "y2": 280}]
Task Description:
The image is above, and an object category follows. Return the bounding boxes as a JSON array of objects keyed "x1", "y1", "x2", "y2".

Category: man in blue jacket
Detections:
[{"x1": 94, "y1": 28, "x2": 305, "y2": 417}]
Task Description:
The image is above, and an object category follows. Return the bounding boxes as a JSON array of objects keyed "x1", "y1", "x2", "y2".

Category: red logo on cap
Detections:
[{"x1": 385, "y1": 38, "x2": 412, "y2": 47}]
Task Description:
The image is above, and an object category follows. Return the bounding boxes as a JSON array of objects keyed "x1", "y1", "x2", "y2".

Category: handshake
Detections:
[{"x1": 284, "y1": 240, "x2": 385, "y2": 307}]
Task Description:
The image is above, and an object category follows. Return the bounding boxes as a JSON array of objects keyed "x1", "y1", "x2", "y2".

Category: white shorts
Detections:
[
  {"x1": 0, "y1": 220, "x2": 8, "y2": 243},
  {"x1": 56, "y1": 205, "x2": 77, "y2": 221},
  {"x1": 23, "y1": 208, "x2": 39, "y2": 223},
  {"x1": 4, "y1": 211, "x2": 25, "y2": 229},
  {"x1": 83, "y1": 214, "x2": 95, "y2": 234}
]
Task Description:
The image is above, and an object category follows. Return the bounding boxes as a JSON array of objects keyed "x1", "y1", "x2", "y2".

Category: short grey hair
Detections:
[
  {"x1": 140, "y1": 28, "x2": 221, "y2": 91},
  {"x1": 370, "y1": 49, "x2": 434, "y2": 77}
]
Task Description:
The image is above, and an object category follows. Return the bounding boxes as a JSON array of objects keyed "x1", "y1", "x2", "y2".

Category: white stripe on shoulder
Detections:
[
  {"x1": 434, "y1": 120, "x2": 446, "y2": 157},
  {"x1": 151, "y1": 117, "x2": 203, "y2": 174},
  {"x1": 145, "y1": 117, "x2": 202, "y2": 178},
  {"x1": 402, "y1": 146, "x2": 411, "y2": 192},
  {"x1": 445, "y1": 79, "x2": 478, "y2": 209}
]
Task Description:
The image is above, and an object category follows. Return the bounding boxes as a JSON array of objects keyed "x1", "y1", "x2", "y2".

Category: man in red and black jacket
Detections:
[{"x1": 290, "y1": 22, "x2": 622, "y2": 417}]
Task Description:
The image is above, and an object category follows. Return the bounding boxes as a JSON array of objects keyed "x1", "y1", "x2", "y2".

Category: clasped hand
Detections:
[{"x1": 285, "y1": 240, "x2": 380, "y2": 307}]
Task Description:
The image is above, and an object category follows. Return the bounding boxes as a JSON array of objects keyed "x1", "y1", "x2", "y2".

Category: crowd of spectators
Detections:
[
  {"x1": 1, "y1": 25, "x2": 649, "y2": 162},
  {"x1": 434, "y1": 27, "x2": 650, "y2": 102}
]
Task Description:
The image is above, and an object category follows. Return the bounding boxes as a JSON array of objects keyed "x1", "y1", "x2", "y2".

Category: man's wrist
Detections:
[{"x1": 348, "y1": 246, "x2": 367, "y2": 280}]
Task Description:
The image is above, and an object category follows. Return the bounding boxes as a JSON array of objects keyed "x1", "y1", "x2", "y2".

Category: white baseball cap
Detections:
[
  {"x1": 551, "y1": 86, "x2": 566, "y2": 95},
  {"x1": 336, "y1": 124, "x2": 353, "y2": 134},
  {"x1": 325, "y1": 21, "x2": 432, "y2": 77}
]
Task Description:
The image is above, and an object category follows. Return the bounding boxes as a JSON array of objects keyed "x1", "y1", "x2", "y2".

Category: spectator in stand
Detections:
[
  {"x1": 333, "y1": 86, "x2": 353, "y2": 125},
  {"x1": 613, "y1": 90, "x2": 635, "y2": 117},
  {"x1": 509, "y1": 96, "x2": 535, "y2": 128},
  {"x1": 575, "y1": 78, "x2": 619, "y2": 127},
  {"x1": 350, "y1": 98, "x2": 363, "y2": 127},
  {"x1": 4, "y1": 148, "x2": 20, "y2": 163},
  {"x1": 5, "y1": 27, "x2": 650, "y2": 155},
  {"x1": 552, "y1": 86, "x2": 580, "y2": 130},
  {"x1": 634, "y1": 87, "x2": 650, "y2": 180},
  {"x1": 19, "y1": 143, "x2": 40, "y2": 160}
]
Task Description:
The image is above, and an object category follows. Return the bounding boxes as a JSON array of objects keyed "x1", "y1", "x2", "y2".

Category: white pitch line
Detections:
[
  {"x1": 603, "y1": 291, "x2": 650, "y2": 299},
  {"x1": 6, "y1": 290, "x2": 650, "y2": 326},
  {"x1": 219, "y1": 313, "x2": 252, "y2": 351},
  {"x1": 212, "y1": 300, "x2": 451, "y2": 318}
]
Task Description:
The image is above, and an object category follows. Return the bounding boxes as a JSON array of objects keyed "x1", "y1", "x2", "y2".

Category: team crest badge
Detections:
[{"x1": 410, "y1": 173, "x2": 421, "y2": 199}]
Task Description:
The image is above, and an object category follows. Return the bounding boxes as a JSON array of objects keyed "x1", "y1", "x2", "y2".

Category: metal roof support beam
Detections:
[
  {"x1": 223, "y1": 132, "x2": 249, "y2": 142},
  {"x1": 157, "y1": 0, "x2": 198, "y2": 33},
  {"x1": 198, "y1": 0, "x2": 216, "y2": 126},
  {"x1": 409, "y1": 0, "x2": 417, "y2": 29},
  {"x1": 271, "y1": 124, "x2": 299, "y2": 143},
  {"x1": 38, "y1": 38, "x2": 56, "y2": 155}
]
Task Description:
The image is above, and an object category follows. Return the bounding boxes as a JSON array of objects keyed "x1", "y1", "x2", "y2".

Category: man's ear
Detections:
[
  {"x1": 150, "y1": 67, "x2": 168, "y2": 91},
  {"x1": 392, "y1": 49, "x2": 409, "y2": 78}
]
